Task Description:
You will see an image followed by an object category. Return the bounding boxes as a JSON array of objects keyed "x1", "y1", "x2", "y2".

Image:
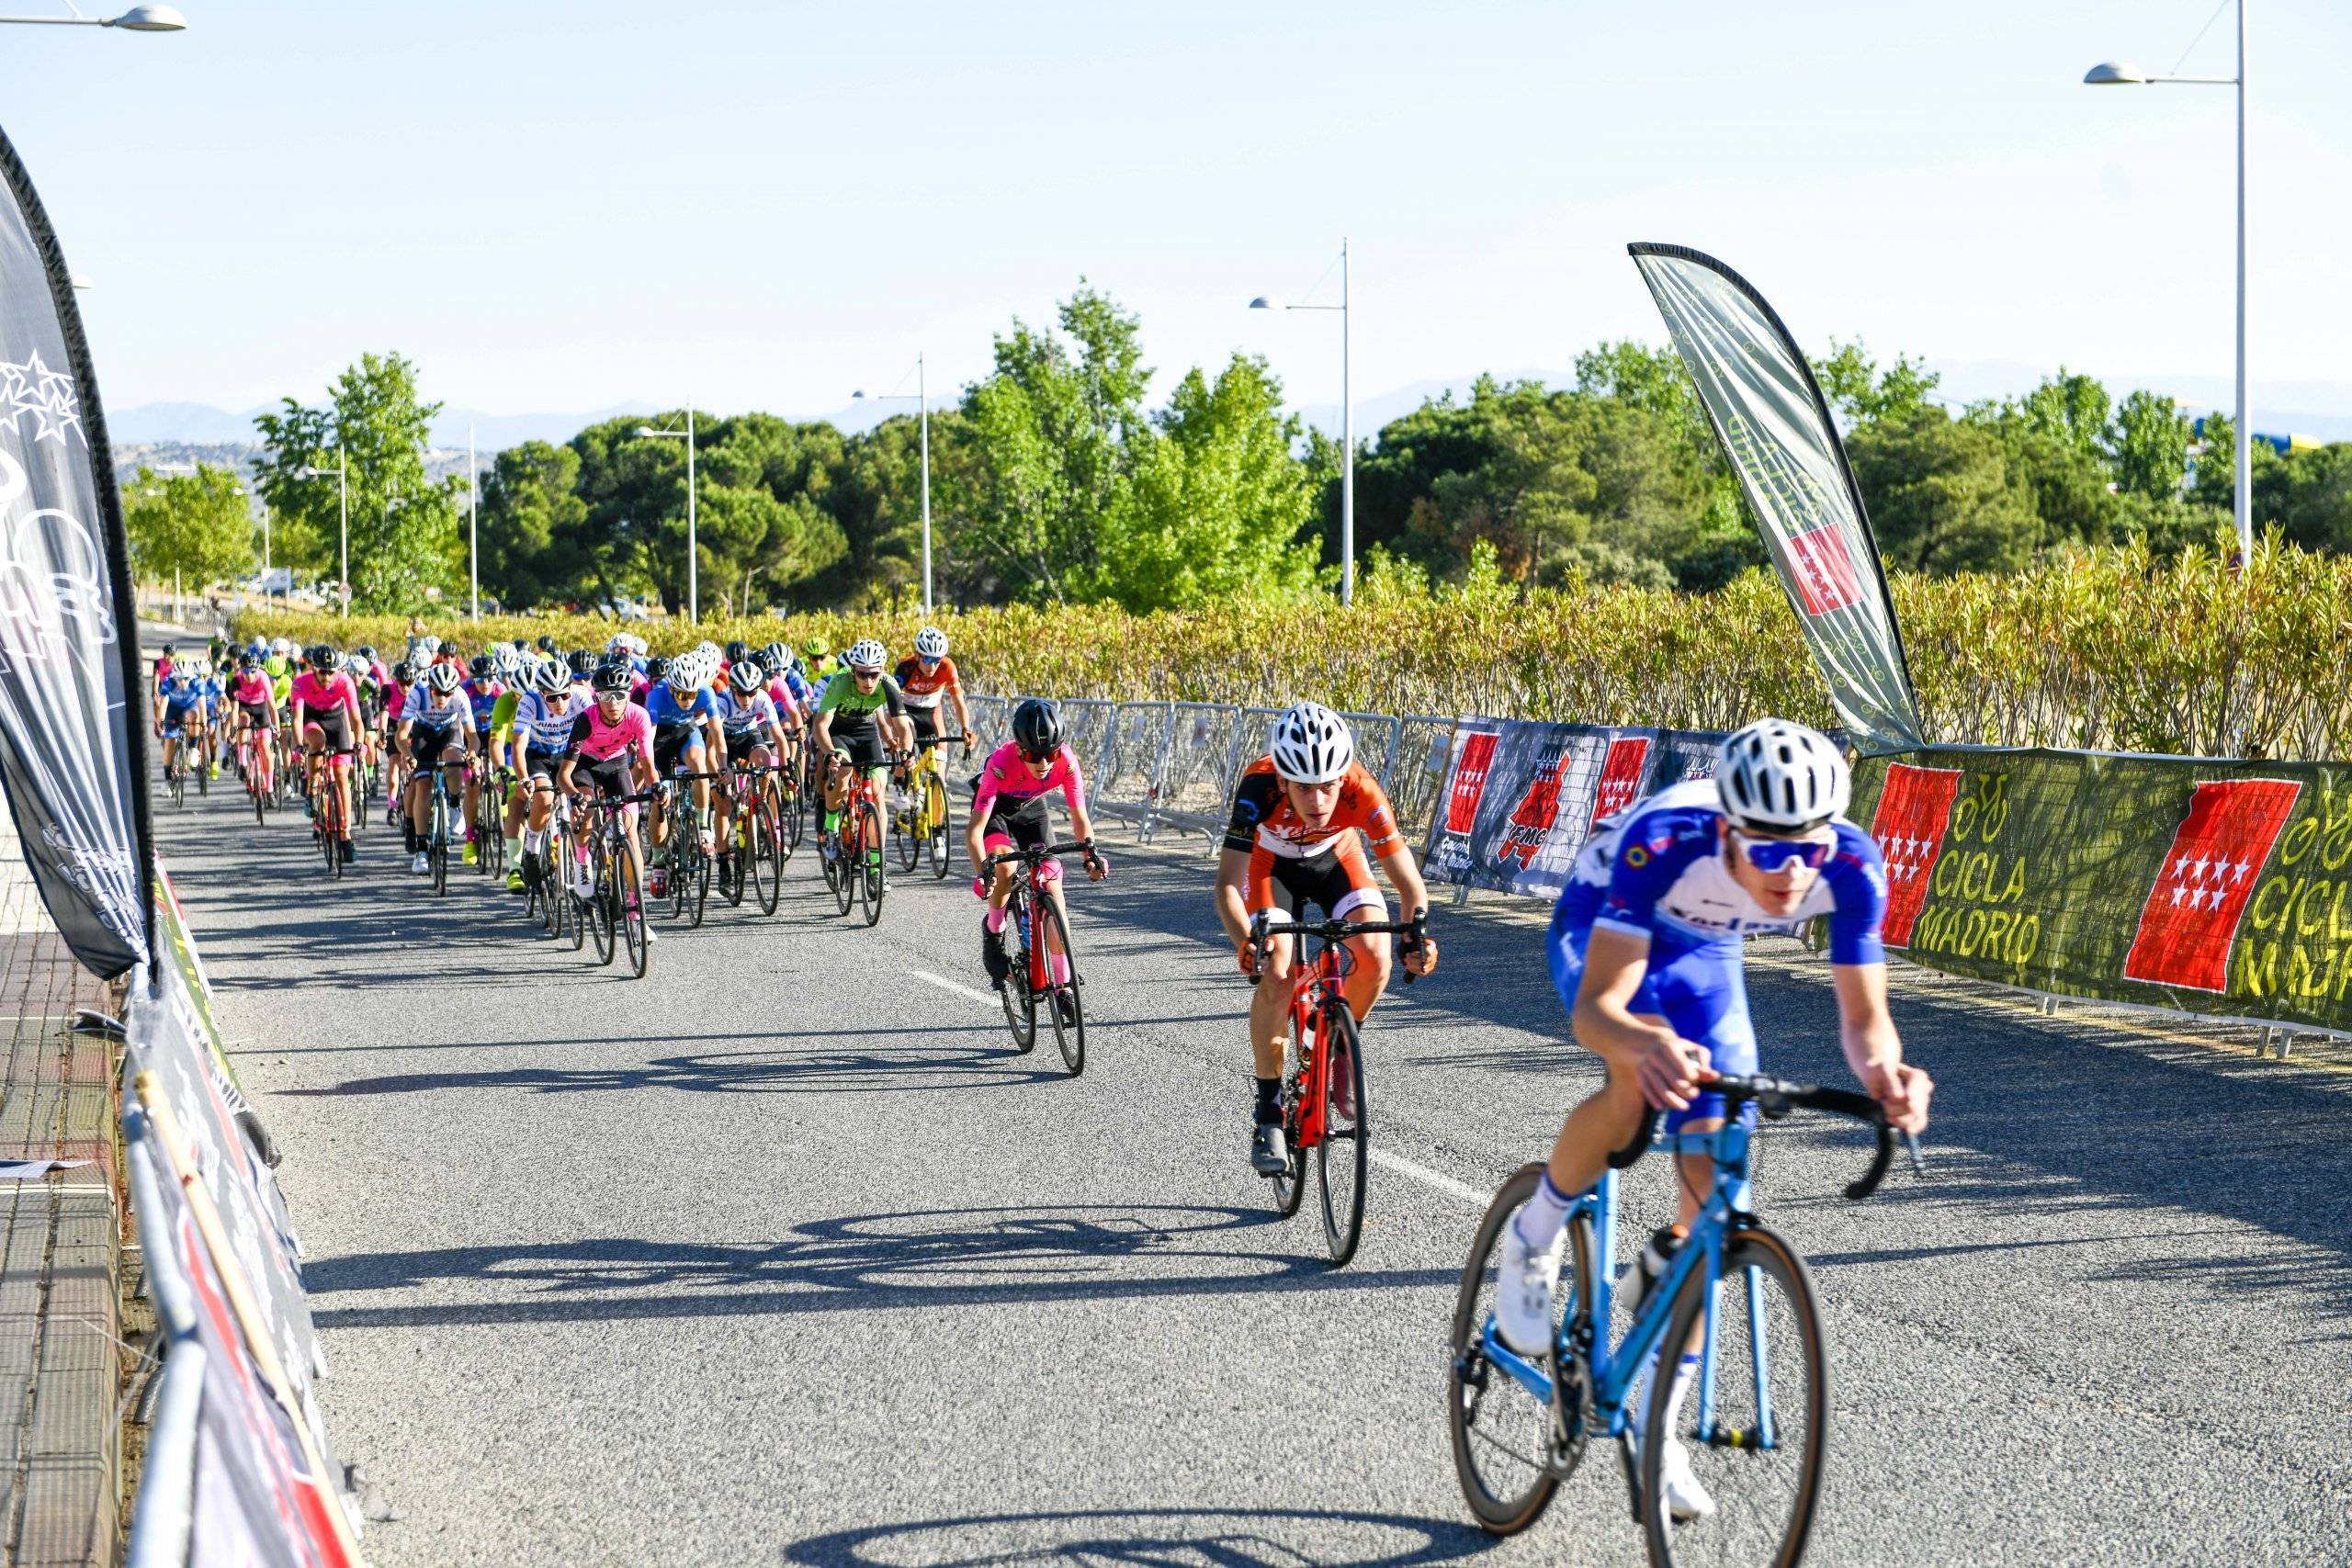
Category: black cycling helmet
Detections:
[
  {"x1": 537, "y1": 634, "x2": 557, "y2": 653},
  {"x1": 468, "y1": 654, "x2": 492, "y2": 679},
  {"x1": 724, "y1": 638, "x2": 750, "y2": 665},
  {"x1": 1012, "y1": 697, "x2": 1063, "y2": 759},
  {"x1": 356, "y1": 644, "x2": 376, "y2": 661},
  {"x1": 644, "y1": 655, "x2": 671, "y2": 684},
  {"x1": 591, "y1": 659, "x2": 633, "y2": 695},
  {"x1": 566, "y1": 649, "x2": 595, "y2": 678},
  {"x1": 236, "y1": 651, "x2": 260, "y2": 671},
  {"x1": 391, "y1": 660, "x2": 415, "y2": 684}
]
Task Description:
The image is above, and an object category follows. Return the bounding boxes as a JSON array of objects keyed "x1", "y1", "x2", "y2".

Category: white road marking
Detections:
[
  {"x1": 1369, "y1": 1147, "x2": 1490, "y2": 1204},
  {"x1": 913, "y1": 968, "x2": 1001, "y2": 1007},
  {"x1": 914, "y1": 964, "x2": 1491, "y2": 1205}
]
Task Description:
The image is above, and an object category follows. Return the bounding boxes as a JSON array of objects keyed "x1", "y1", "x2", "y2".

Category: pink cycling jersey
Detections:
[
  {"x1": 972, "y1": 740, "x2": 1086, "y2": 825},
  {"x1": 227, "y1": 671, "x2": 273, "y2": 706},
  {"x1": 566, "y1": 700, "x2": 653, "y2": 763},
  {"x1": 288, "y1": 671, "x2": 359, "y2": 723}
]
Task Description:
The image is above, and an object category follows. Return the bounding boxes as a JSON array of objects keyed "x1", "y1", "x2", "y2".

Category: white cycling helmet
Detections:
[
  {"x1": 271, "y1": 637, "x2": 295, "y2": 657},
  {"x1": 1269, "y1": 702, "x2": 1354, "y2": 784},
  {"x1": 531, "y1": 657, "x2": 569, "y2": 694},
  {"x1": 415, "y1": 635, "x2": 440, "y2": 656},
  {"x1": 344, "y1": 653, "x2": 369, "y2": 677},
  {"x1": 606, "y1": 632, "x2": 632, "y2": 655},
  {"x1": 1716, "y1": 717, "x2": 1849, "y2": 831},
  {"x1": 424, "y1": 661, "x2": 462, "y2": 694},
  {"x1": 913, "y1": 626, "x2": 949, "y2": 660},
  {"x1": 846, "y1": 638, "x2": 888, "y2": 672}
]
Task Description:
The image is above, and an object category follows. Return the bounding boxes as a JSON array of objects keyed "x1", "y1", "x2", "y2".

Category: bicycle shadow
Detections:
[
  {"x1": 275, "y1": 1034, "x2": 1062, "y2": 1098},
  {"x1": 784, "y1": 1506, "x2": 1500, "y2": 1566},
  {"x1": 300, "y1": 1201, "x2": 1458, "y2": 1330}
]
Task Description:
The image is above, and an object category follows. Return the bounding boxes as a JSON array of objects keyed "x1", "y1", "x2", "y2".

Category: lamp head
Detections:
[
  {"x1": 107, "y1": 5, "x2": 188, "y2": 29},
  {"x1": 1248, "y1": 296, "x2": 1278, "y2": 310},
  {"x1": 2083, "y1": 62, "x2": 2149, "y2": 85}
]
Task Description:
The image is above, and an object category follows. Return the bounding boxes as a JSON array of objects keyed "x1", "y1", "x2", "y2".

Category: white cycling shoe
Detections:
[
  {"x1": 1658, "y1": 1438, "x2": 1716, "y2": 1522},
  {"x1": 1493, "y1": 1222, "x2": 1561, "y2": 1357}
]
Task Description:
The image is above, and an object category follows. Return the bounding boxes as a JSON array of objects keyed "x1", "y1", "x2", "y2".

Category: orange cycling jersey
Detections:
[
  {"x1": 892, "y1": 655, "x2": 961, "y2": 709},
  {"x1": 1222, "y1": 757, "x2": 1400, "y2": 861}
]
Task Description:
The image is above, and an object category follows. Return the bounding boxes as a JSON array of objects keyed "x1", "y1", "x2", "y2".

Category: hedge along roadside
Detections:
[
  {"x1": 230, "y1": 533, "x2": 2352, "y2": 761},
  {"x1": 1852, "y1": 746, "x2": 2352, "y2": 1037}
]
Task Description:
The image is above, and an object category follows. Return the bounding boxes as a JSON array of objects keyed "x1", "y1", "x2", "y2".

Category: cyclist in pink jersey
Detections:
[
  {"x1": 558, "y1": 661, "x2": 659, "y2": 921},
  {"x1": 225, "y1": 653, "x2": 281, "y2": 794},
  {"x1": 290, "y1": 644, "x2": 363, "y2": 864},
  {"x1": 965, "y1": 698, "x2": 1106, "y2": 994}
]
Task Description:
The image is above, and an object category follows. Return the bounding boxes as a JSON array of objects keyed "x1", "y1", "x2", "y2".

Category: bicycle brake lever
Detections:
[{"x1": 1902, "y1": 1131, "x2": 1927, "y2": 1178}]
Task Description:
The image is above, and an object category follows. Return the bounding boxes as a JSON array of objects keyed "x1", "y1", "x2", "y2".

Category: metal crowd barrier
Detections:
[{"x1": 965, "y1": 694, "x2": 1455, "y2": 851}]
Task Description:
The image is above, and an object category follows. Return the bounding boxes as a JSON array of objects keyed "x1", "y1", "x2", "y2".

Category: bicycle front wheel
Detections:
[
  {"x1": 999, "y1": 894, "x2": 1036, "y2": 1053},
  {"x1": 587, "y1": 841, "x2": 616, "y2": 965},
  {"x1": 1316, "y1": 1003, "x2": 1368, "y2": 1266},
  {"x1": 859, "y1": 797, "x2": 885, "y2": 926},
  {"x1": 926, "y1": 776, "x2": 952, "y2": 878},
  {"x1": 895, "y1": 788, "x2": 920, "y2": 871},
  {"x1": 618, "y1": 846, "x2": 649, "y2": 978},
  {"x1": 752, "y1": 801, "x2": 781, "y2": 916},
  {"x1": 685, "y1": 839, "x2": 710, "y2": 929},
  {"x1": 1447, "y1": 1163, "x2": 1585, "y2": 1534},
  {"x1": 1640, "y1": 1226, "x2": 1827, "y2": 1568},
  {"x1": 1032, "y1": 894, "x2": 1084, "y2": 1075}
]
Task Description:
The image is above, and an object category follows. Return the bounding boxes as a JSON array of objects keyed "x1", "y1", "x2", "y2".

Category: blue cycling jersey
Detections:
[
  {"x1": 645, "y1": 683, "x2": 718, "y2": 732},
  {"x1": 1546, "y1": 779, "x2": 1888, "y2": 1128}
]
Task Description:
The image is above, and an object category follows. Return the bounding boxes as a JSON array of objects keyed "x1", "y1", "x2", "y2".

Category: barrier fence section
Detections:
[
  {"x1": 1850, "y1": 745, "x2": 2352, "y2": 1038},
  {"x1": 123, "y1": 873, "x2": 358, "y2": 1567},
  {"x1": 962, "y1": 696, "x2": 1453, "y2": 848}
]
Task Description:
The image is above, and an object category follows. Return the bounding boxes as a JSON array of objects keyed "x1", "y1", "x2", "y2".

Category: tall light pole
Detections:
[
  {"x1": 636, "y1": 406, "x2": 697, "y2": 622},
  {"x1": 0, "y1": 5, "x2": 187, "y2": 28},
  {"x1": 302, "y1": 455, "x2": 349, "y2": 618},
  {"x1": 2086, "y1": 3, "x2": 2251, "y2": 562},
  {"x1": 468, "y1": 422, "x2": 480, "y2": 622},
  {"x1": 1251, "y1": 240, "x2": 1352, "y2": 604},
  {"x1": 852, "y1": 355, "x2": 933, "y2": 614}
]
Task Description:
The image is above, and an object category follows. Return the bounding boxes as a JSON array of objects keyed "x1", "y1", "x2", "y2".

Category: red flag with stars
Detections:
[
  {"x1": 1588, "y1": 736, "x2": 1652, "y2": 830},
  {"x1": 2123, "y1": 779, "x2": 2301, "y2": 994},
  {"x1": 1866, "y1": 762, "x2": 1962, "y2": 947},
  {"x1": 1787, "y1": 522, "x2": 1863, "y2": 615}
]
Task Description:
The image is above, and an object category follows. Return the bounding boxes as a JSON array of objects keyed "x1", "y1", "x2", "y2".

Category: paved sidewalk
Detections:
[{"x1": 0, "y1": 818, "x2": 122, "y2": 1568}]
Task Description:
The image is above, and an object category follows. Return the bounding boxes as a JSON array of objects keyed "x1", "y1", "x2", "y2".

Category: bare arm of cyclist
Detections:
[
  {"x1": 1829, "y1": 961, "x2": 1932, "y2": 1133},
  {"x1": 1573, "y1": 924, "x2": 1710, "y2": 1112},
  {"x1": 1374, "y1": 843, "x2": 1437, "y2": 974}
]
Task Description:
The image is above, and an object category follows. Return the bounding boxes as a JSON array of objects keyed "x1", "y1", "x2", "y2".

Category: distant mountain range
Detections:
[{"x1": 101, "y1": 365, "x2": 2352, "y2": 454}]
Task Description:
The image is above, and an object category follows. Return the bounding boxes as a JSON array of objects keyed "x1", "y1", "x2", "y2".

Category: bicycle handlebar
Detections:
[
  {"x1": 1605, "y1": 1072, "x2": 1926, "y2": 1201},
  {"x1": 1245, "y1": 910, "x2": 1430, "y2": 987},
  {"x1": 980, "y1": 840, "x2": 1097, "y2": 870},
  {"x1": 580, "y1": 789, "x2": 660, "y2": 808}
]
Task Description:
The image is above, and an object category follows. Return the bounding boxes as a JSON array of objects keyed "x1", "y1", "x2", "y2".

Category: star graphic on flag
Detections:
[{"x1": 0, "y1": 348, "x2": 81, "y2": 446}]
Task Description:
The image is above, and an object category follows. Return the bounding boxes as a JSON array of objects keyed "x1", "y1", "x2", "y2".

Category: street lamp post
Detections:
[
  {"x1": 1252, "y1": 239, "x2": 1353, "y2": 605},
  {"x1": 468, "y1": 422, "x2": 479, "y2": 622},
  {"x1": 302, "y1": 456, "x2": 349, "y2": 618},
  {"x1": 635, "y1": 407, "x2": 697, "y2": 622},
  {"x1": 0, "y1": 5, "x2": 187, "y2": 28},
  {"x1": 2086, "y1": 1, "x2": 2251, "y2": 562},
  {"x1": 852, "y1": 355, "x2": 933, "y2": 614}
]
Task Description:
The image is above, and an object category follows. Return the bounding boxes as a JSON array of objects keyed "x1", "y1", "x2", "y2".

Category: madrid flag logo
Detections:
[
  {"x1": 1588, "y1": 736, "x2": 1652, "y2": 829},
  {"x1": 2122, "y1": 778, "x2": 2301, "y2": 993},
  {"x1": 1867, "y1": 762, "x2": 1963, "y2": 947}
]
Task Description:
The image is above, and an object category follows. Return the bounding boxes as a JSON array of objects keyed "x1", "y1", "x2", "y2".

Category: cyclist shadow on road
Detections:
[
  {"x1": 785, "y1": 1506, "x2": 1500, "y2": 1566},
  {"x1": 300, "y1": 1201, "x2": 1457, "y2": 1331},
  {"x1": 275, "y1": 1028, "x2": 1069, "y2": 1098}
]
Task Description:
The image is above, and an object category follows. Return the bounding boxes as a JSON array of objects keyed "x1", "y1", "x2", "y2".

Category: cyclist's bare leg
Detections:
[
  {"x1": 1338, "y1": 906, "x2": 1396, "y2": 1023},
  {"x1": 1249, "y1": 923, "x2": 1298, "y2": 1079}
]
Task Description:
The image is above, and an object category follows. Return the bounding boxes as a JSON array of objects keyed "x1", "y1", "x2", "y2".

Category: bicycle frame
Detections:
[{"x1": 1477, "y1": 1122, "x2": 1771, "y2": 1449}]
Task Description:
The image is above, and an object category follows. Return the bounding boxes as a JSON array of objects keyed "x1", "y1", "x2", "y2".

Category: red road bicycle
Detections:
[
  {"x1": 306, "y1": 745, "x2": 356, "y2": 880},
  {"x1": 238, "y1": 721, "x2": 277, "y2": 825},
  {"x1": 1247, "y1": 910, "x2": 1428, "y2": 1268},
  {"x1": 981, "y1": 839, "x2": 1101, "y2": 1076}
]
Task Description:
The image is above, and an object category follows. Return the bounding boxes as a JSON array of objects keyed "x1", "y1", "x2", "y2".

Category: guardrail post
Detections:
[{"x1": 1139, "y1": 702, "x2": 1175, "y2": 844}]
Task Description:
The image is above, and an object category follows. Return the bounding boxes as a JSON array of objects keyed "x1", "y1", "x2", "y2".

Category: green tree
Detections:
[
  {"x1": 1089, "y1": 354, "x2": 1320, "y2": 610},
  {"x1": 251, "y1": 352, "x2": 464, "y2": 612},
  {"x1": 2109, "y1": 389, "x2": 2191, "y2": 502},
  {"x1": 958, "y1": 284, "x2": 1150, "y2": 603},
  {"x1": 475, "y1": 441, "x2": 589, "y2": 608},
  {"x1": 1813, "y1": 339, "x2": 1941, "y2": 427},
  {"x1": 122, "y1": 462, "x2": 255, "y2": 587},
  {"x1": 1846, "y1": 409, "x2": 2043, "y2": 573}
]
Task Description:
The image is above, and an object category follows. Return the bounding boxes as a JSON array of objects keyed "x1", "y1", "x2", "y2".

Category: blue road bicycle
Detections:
[{"x1": 1447, "y1": 1075, "x2": 1922, "y2": 1568}]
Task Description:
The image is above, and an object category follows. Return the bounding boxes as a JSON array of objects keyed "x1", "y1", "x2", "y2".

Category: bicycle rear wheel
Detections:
[
  {"x1": 1640, "y1": 1227, "x2": 1826, "y2": 1568},
  {"x1": 859, "y1": 797, "x2": 885, "y2": 926},
  {"x1": 1448, "y1": 1163, "x2": 1584, "y2": 1534},
  {"x1": 322, "y1": 799, "x2": 341, "y2": 880},
  {"x1": 1032, "y1": 895, "x2": 1084, "y2": 1076},
  {"x1": 587, "y1": 840, "x2": 616, "y2": 965},
  {"x1": 1316, "y1": 1003, "x2": 1368, "y2": 1265},
  {"x1": 430, "y1": 812, "x2": 449, "y2": 896},
  {"x1": 1271, "y1": 1066, "x2": 1307, "y2": 1219},
  {"x1": 999, "y1": 893, "x2": 1037, "y2": 1052},
  {"x1": 895, "y1": 786, "x2": 921, "y2": 871},
  {"x1": 780, "y1": 776, "x2": 803, "y2": 852},
  {"x1": 684, "y1": 839, "x2": 710, "y2": 929},
  {"x1": 830, "y1": 822, "x2": 854, "y2": 916}
]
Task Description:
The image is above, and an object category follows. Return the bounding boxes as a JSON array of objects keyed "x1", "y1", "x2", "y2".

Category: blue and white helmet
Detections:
[
  {"x1": 913, "y1": 626, "x2": 949, "y2": 660},
  {"x1": 1716, "y1": 718, "x2": 1849, "y2": 831}
]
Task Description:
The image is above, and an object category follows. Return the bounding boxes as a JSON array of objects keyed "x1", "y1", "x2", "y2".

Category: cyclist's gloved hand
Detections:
[
  {"x1": 970, "y1": 875, "x2": 989, "y2": 901},
  {"x1": 1084, "y1": 852, "x2": 1108, "y2": 881}
]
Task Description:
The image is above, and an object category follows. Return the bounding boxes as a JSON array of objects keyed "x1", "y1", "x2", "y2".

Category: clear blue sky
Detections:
[{"x1": 5, "y1": 0, "x2": 2347, "y2": 426}]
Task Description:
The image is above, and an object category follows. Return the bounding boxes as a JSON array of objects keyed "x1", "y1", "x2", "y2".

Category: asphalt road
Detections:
[{"x1": 153, "y1": 753, "x2": 2352, "y2": 1567}]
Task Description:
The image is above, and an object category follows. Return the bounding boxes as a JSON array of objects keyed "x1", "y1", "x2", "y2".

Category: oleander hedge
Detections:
[{"x1": 231, "y1": 536, "x2": 2352, "y2": 761}]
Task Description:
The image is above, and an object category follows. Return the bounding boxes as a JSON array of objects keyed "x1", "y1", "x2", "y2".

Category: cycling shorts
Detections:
[
  {"x1": 654, "y1": 725, "x2": 707, "y2": 779},
  {"x1": 981, "y1": 807, "x2": 1059, "y2": 885},
  {"x1": 406, "y1": 720, "x2": 464, "y2": 762},
  {"x1": 831, "y1": 727, "x2": 889, "y2": 773},
  {"x1": 1248, "y1": 835, "x2": 1384, "y2": 925},
  {"x1": 723, "y1": 728, "x2": 767, "y2": 766},
  {"x1": 303, "y1": 708, "x2": 352, "y2": 752},
  {"x1": 525, "y1": 755, "x2": 561, "y2": 784},
  {"x1": 908, "y1": 705, "x2": 942, "y2": 742},
  {"x1": 577, "y1": 755, "x2": 633, "y2": 800},
  {"x1": 235, "y1": 699, "x2": 277, "y2": 732},
  {"x1": 1547, "y1": 900, "x2": 1758, "y2": 1133}
]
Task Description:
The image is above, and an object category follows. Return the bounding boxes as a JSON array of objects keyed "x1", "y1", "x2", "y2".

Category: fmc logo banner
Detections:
[{"x1": 1849, "y1": 747, "x2": 2352, "y2": 1032}]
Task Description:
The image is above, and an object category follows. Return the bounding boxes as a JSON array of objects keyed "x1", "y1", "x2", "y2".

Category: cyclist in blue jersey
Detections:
[
  {"x1": 645, "y1": 643, "x2": 726, "y2": 864},
  {"x1": 153, "y1": 661, "x2": 207, "y2": 786},
  {"x1": 1492, "y1": 718, "x2": 1935, "y2": 1520}
]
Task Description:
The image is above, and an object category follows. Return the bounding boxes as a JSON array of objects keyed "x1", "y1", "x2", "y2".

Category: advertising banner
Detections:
[
  {"x1": 1423, "y1": 719, "x2": 1727, "y2": 899},
  {"x1": 1850, "y1": 747, "x2": 2352, "y2": 1033},
  {"x1": 1630, "y1": 243, "x2": 1924, "y2": 755},
  {"x1": 0, "y1": 126, "x2": 153, "y2": 976}
]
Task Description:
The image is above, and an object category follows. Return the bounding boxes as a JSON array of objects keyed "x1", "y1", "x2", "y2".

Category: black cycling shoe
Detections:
[
  {"x1": 1054, "y1": 990, "x2": 1079, "y2": 1030},
  {"x1": 1250, "y1": 1120, "x2": 1290, "y2": 1177},
  {"x1": 338, "y1": 838, "x2": 355, "y2": 864},
  {"x1": 980, "y1": 919, "x2": 1011, "y2": 989}
]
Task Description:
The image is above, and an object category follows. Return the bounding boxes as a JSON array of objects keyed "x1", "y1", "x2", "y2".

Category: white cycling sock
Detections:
[
  {"x1": 1512, "y1": 1169, "x2": 1573, "y2": 1252},
  {"x1": 1664, "y1": 1351, "x2": 1701, "y2": 1436}
]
